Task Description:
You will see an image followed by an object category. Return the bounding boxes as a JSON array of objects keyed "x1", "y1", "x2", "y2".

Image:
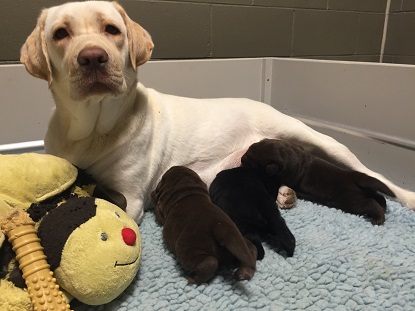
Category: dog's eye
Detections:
[
  {"x1": 53, "y1": 28, "x2": 69, "y2": 40},
  {"x1": 105, "y1": 25, "x2": 121, "y2": 35}
]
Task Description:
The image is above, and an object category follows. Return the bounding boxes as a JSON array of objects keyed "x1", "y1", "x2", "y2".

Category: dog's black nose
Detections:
[{"x1": 77, "y1": 47, "x2": 109, "y2": 67}]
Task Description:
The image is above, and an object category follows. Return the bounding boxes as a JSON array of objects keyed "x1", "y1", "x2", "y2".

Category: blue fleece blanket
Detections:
[{"x1": 76, "y1": 200, "x2": 415, "y2": 311}]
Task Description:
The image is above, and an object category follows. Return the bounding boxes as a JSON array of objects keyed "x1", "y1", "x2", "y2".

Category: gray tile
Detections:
[
  {"x1": 389, "y1": 0, "x2": 403, "y2": 12},
  {"x1": 391, "y1": 55, "x2": 415, "y2": 64},
  {"x1": 252, "y1": 0, "x2": 327, "y2": 9},
  {"x1": 158, "y1": 0, "x2": 328, "y2": 9},
  {"x1": 293, "y1": 10, "x2": 359, "y2": 56},
  {"x1": 211, "y1": 5, "x2": 293, "y2": 57},
  {"x1": 383, "y1": 55, "x2": 415, "y2": 64},
  {"x1": 381, "y1": 55, "x2": 395, "y2": 63},
  {"x1": 305, "y1": 55, "x2": 381, "y2": 62},
  {"x1": 356, "y1": 13, "x2": 384, "y2": 54},
  {"x1": 120, "y1": 1, "x2": 211, "y2": 58},
  {"x1": 384, "y1": 12, "x2": 415, "y2": 55},
  {"x1": 160, "y1": 0, "x2": 252, "y2": 4},
  {"x1": 402, "y1": 0, "x2": 415, "y2": 12},
  {"x1": 328, "y1": 0, "x2": 387, "y2": 13}
]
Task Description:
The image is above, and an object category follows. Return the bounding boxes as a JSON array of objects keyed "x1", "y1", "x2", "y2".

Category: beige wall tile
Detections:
[
  {"x1": 120, "y1": 1, "x2": 211, "y2": 58},
  {"x1": 328, "y1": 0, "x2": 387, "y2": 13},
  {"x1": 357, "y1": 13, "x2": 384, "y2": 54},
  {"x1": 385, "y1": 12, "x2": 415, "y2": 55},
  {"x1": 211, "y1": 5, "x2": 293, "y2": 57},
  {"x1": 252, "y1": 0, "x2": 327, "y2": 9},
  {"x1": 293, "y1": 10, "x2": 359, "y2": 56}
]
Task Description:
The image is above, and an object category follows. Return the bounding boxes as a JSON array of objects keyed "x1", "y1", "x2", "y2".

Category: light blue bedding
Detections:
[{"x1": 77, "y1": 199, "x2": 415, "y2": 311}]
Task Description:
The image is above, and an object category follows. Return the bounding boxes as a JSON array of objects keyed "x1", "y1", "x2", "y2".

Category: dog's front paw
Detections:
[{"x1": 277, "y1": 186, "x2": 297, "y2": 209}]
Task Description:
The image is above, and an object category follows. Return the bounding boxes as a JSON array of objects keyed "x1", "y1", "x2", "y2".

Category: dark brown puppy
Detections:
[
  {"x1": 241, "y1": 139, "x2": 396, "y2": 225},
  {"x1": 151, "y1": 166, "x2": 257, "y2": 284}
]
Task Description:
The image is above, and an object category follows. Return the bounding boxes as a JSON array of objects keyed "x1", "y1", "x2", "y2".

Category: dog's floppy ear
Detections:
[
  {"x1": 113, "y1": 2, "x2": 154, "y2": 70},
  {"x1": 20, "y1": 9, "x2": 53, "y2": 85}
]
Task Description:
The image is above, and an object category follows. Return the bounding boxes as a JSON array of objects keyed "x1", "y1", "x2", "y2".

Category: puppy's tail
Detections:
[{"x1": 213, "y1": 222, "x2": 256, "y2": 281}]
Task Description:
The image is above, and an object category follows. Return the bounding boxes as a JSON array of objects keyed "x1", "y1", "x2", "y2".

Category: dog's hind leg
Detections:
[
  {"x1": 370, "y1": 192, "x2": 387, "y2": 211},
  {"x1": 366, "y1": 199, "x2": 386, "y2": 225},
  {"x1": 185, "y1": 255, "x2": 219, "y2": 284},
  {"x1": 266, "y1": 221, "x2": 296, "y2": 257},
  {"x1": 234, "y1": 238, "x2": 259, "y2": 280},
  {"x1": 260, "y1": 201, "x2": 296, "y2": 257},
  {"x1": 263, "y1": 111, "x2": 415, "y2": 209},
  {"x1": 214, "y1": 224, "x2": 256, "y2": 281},
  {"x1": 339, "y1": 203, "x2": 386, "y2": 225},
  {"x1": 243, "y1": 233, "x2": 264, "y2": 260}
]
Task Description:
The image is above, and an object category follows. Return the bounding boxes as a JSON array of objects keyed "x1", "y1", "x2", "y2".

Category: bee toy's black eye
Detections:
[
  {"x1": 105, "y1": 25, "x2": 121, "y2": 35},
  {"x1": 53, "y1": 28, "x2": 69, "y2": 40},
  {"x1": 101, "y1": 232, "x2": 108, "y2": 241}
]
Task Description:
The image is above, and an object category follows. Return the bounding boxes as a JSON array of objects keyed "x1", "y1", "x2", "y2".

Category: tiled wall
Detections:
[
  {"x1": 384, "y1": 0, "x2": 415, "y2": 64},
  {"x1": 0, "y1": 0, "x2": 414, "y2": 64}
]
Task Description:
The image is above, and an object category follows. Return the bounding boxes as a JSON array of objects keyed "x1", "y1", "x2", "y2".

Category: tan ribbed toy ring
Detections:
[{"x1": 0, "y1": 208, "x2": 72, "y2": 311}]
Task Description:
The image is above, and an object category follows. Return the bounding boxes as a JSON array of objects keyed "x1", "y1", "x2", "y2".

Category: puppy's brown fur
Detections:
[
  {"x1": 241, "y1": 139, "x2": 395, "y2": 225},
  {"x1": 151, "y1": 166, "x2": 257, "y2": 284}
]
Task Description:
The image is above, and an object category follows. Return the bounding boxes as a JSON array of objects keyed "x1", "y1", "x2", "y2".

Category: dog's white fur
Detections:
[{"x1": 21, "y1": 1, "x2": 415, "y2": 223}]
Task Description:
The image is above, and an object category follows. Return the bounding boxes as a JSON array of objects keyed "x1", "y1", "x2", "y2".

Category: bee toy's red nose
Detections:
[{"x1": 122, "y1": 228, "x2": 136, "y2": 246}]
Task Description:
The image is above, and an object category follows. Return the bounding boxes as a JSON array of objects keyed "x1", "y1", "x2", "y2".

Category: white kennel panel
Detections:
[
  {"x1": 269, "y1": 58, "x2": 415, "y2": 149},
  {"x1": 0, "y1": 59, "x2": 265, "y2": 150},
  {"x1": 268, "y1": 58, "x2": 415, "y2": 189}
]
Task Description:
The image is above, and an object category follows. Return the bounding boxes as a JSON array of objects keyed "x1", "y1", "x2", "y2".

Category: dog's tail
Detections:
[{"x1": 213, "y1": 221, "x2": 256, "y2": 281}]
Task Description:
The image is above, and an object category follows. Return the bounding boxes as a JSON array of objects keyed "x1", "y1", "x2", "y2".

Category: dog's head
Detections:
[
  {"x1": 21, "y1": 1, "x2": 154, "y2": 101},
  {"x1": 241, "y1": 139, "x2": 287, "y2": 177}
]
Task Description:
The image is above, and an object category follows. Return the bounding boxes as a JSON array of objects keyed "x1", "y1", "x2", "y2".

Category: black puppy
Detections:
[
  {"x1": 241, "y1": 138, "x2": 395, "y2": 225},
  {"x1": 209, "y1": 166, "x2": 296, "y2": 259}
]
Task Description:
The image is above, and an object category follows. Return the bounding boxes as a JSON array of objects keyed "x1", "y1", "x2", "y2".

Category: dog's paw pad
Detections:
[
  {"x1": 277, "y1": 186, "x2": 297, "y2": 209},
  {"x1": 234, "y1": 267, "x2": 255, "y2": 281}
]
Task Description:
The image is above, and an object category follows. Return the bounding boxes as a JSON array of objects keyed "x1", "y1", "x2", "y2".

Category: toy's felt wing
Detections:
[{"x1": 0, "y1": 153, "x2": 78, "y2": 210}]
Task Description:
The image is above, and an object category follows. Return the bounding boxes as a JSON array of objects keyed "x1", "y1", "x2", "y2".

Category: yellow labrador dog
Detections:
[{"x1": 21, "y1": 1, "x2": 415, "y2": 223}]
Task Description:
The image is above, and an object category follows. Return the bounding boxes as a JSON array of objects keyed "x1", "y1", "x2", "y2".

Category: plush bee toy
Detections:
[{"x1": 0, "y1": 153, "x2": 141, "y2": 310}]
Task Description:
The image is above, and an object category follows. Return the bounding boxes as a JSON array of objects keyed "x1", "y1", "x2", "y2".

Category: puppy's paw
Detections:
[
  {"x1": 186, "y1": 256, "x2": 218, "y2": 284},
  {"x1": 234, "y1": 266, "x2": 255, "y2": 281},
  {"x1": 277, "y1": 186, "x2": 297, "y2": 209}
]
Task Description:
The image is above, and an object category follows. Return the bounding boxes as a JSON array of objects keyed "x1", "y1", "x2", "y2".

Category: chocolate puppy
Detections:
[
  {"x1": 151, "y1": 166, "x2": 257, "y2": 284},
  {"x1": 241, "y1": 139, "x2": 395, "y2": 225},
  {"x1": 209, "y1": 166, "x2": 296, "y2": 259}
]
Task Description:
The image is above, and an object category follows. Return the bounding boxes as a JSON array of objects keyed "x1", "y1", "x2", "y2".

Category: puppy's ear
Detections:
[
  {"x1": 93, "y1": 185, "x2": 127, "y2": 211},
  {"x1": 20, "y1": 9, "x2": 53, "y2": 85},
  {"x1": 113, "y1": 2, "x2": 154, "y2": 70}
]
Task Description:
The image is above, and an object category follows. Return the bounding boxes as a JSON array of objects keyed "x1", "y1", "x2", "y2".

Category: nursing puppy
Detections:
[
  {"x1": 21, "y1": 1, "x2": 415, "y2": 223},
  {"x1": 209, "y1": 166, "x2": 296, "y2": 259},
  {"x1": 241, "y1": 139, "x2": 395, "y2": 225},
  {"x1": 151, "y1": 166, "x2": 257, "y2": 284}
]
